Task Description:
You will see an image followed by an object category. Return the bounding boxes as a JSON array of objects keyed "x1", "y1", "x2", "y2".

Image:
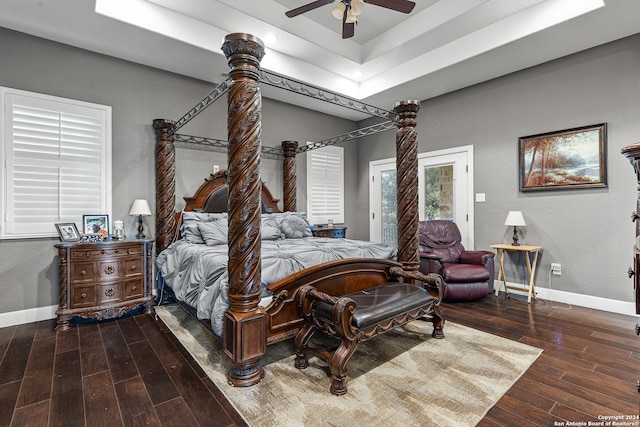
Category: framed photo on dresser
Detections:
[
  {"x1": 55, "y1": 223, "x2": 80, "y2": 242},
  {"x1": 82, "y1": 214, "x2": 110, "y2": 239}
]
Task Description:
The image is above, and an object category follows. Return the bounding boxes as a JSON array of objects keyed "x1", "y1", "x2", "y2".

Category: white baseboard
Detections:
[
  {"x1": 1, "y1": 283, "x2": 637, "y2": 329},
  {"x1": 0, "y1": 305, "x2": 57, "y2": 328},
  {"x1": 495, "y1": 280, "x2": 637, "y2": 316}
]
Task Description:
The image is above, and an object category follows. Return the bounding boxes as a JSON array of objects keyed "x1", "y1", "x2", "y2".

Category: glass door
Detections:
[{"x1": 370, "y1": 146, "x2": 474, "y2": 248}]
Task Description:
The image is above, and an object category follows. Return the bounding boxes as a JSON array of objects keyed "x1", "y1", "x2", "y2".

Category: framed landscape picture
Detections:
[{"x1": 519, "y1": 123, "x2": 607, "y2": 192}]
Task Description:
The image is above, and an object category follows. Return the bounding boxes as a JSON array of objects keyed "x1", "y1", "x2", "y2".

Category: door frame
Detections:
[{"x1": 369, "y1": 145, "x2": 475, "y2": 248}]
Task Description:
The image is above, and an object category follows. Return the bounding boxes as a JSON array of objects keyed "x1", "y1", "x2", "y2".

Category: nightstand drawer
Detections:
[
  {"x1": 71, "y1": 262, "x2": 95, "y2": 283},
  {"x1": 70, "y1": 285, "x2": 96, "y2": 308},
  {"x1": 98, "y1": 284, "x2": 121, "y2": 304},
  {"x1": 71, "y1": 248, "x2": 104, "y2": 260},
  {"x1": 124, "y1": 278, "x2": 144, "y2": 299},
  {"x1": 98, "y1": 261, "x2": 120, "y2": 280},
  {"x1": 124, "y1": 259, "x2": 142, "y2": 277}
]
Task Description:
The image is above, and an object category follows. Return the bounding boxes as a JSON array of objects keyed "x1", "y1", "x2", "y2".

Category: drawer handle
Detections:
[
  {"x1": 81, "y1": 292, "x2": 87, "y2": 298},
  {"x1": 81, "y1": 269, "x2": 87, "y2": 276},
  {"x1": 130, "y1": 265, "x2": 137, "y2": 271},
  {"x1": 105, "y1": 288, "x2": 116, "y2": 297},
  {"x1": 131, "y1": 286, "x2": 137, "y2": 291},
  {"x1": 104, "y1": 265, "x2": 115, "y2": 275},
  {"x1": 629, "y1": 267, "x2": 635, "y2": 278}
]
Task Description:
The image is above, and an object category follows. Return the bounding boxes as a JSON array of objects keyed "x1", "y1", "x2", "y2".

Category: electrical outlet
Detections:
[
  {"x1": 551, "y1": 263, "x2": 562, "y2": 275},
  {"x1": 213, "y1": 165, "x2": 219, "y2": 174}
]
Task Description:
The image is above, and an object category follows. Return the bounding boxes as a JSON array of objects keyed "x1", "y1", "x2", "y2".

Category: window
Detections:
[
  {"x1": 1, "y1": 87, "x2": 112, "y2": 239},
  {"x1": 306, "y1": 145, "x2": 344, "y2": 224}
]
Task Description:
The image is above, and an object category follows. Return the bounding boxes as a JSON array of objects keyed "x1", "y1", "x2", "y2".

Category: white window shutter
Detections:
[
  {"x1": 306, "y1": 145, "x2": 344, "y2": 224},
  {"x1": 1, "y1": 88, "x2": 111, "y2": 239}
]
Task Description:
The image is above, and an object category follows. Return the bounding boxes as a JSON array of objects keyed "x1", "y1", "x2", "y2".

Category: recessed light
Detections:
[
  {"x1": 352, "y1": 70, "x2": 362, "y2": 79},
  {"x1": 264, "y1": 34, "x2": 278, "y2": 45}
]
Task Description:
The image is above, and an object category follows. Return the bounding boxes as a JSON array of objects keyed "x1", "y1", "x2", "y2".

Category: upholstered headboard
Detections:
[{"x1": 182, "y1": 170, "x2": 282, "y2": 213}]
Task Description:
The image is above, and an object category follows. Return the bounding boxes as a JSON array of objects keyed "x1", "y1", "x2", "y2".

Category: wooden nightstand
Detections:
[
  {"x1": 54, "y1": 239, "x2": 154, "y2": 330},
  {"x1": 311, "y1": 225, "x2": 347, "y2": 238}
]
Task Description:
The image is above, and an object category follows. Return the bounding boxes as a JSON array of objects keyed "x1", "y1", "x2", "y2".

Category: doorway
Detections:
[{"x1": 369, "y1": 145, "x2": 474, "y2": 248}]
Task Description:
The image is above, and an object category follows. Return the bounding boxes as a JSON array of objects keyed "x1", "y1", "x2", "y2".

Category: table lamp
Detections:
[
  {"x1": 504, "y1": 210, "x2": 526, "y2": 246},
  {"x1": 129, "y1": 199, "x2": 151, "y2": 239}
]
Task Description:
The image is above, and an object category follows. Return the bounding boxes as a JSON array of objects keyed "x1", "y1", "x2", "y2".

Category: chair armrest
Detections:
[
  {"x1": 389, "y1": 267, "x2": 443, "y2": 304},
  {"x1": 419, "y1": 253, "x2": 444, "y2": 278},
  {"x1": 460, "y1": 250, "x2": 495, "y2": 266},
  {"x1": 419, "y1": 251, "x2": 442, "y2": 261}
]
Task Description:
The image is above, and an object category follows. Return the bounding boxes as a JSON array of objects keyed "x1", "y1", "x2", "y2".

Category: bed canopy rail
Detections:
[
  {"x1": 166, "y1": 65, "x2": 395, "y2": 138},
  {"x1": 172, "y1": 119, "x2": 396, "y2": 157},
  {"x1": 169, "y1": 78, "x2": 232, "y2": 136},
  {"x1": 259, "y1": 70, "x2": 396, "y2": 121},
  {"x1": 173, "y1": 133, "x2": 284, "y2": 159},
  {"x1": 154, "y1": 32, "x2": 422, "y2": 387}
]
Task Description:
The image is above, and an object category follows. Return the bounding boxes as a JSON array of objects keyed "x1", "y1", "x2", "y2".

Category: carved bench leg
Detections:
[
  {"x1": 294, "y1": 323, "x2": 314, "y2": 370},
  {"x1": 329, "y1": 338, "x2": 359, "y2": 396},
  {"x1": 431, "y1": 306, "x2": 445, "y2": 339}
]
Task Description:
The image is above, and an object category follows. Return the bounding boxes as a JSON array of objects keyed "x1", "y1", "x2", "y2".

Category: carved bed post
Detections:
[
  {"x1": 153, "y1": 119, "x2": 176, "y2": 253},
  {"x1": 393, "y1": 100, "x2": 421, "y2": 272},
  {"x1": 221, "y1": 33, "x2": 266, "y2": 387},
  {"x1": 282, "y1": 140, "x2": 298, "y2": 212}
]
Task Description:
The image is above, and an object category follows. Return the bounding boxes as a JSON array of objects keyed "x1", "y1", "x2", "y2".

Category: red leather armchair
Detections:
[{"x1": 418, "y1": 220, "x2": 495, "y2": 301}]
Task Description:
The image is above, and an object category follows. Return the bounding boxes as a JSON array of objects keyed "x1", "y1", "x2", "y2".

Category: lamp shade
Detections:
[
  {"x1": 504, "y1": 211, "x2": 526, "y2": 227},
  {"x1": 345, "y1": 9, "x2": 357, "y2": 23},
  {"x1": 129, "y1": 199, "x2": 151, "y2": 216},
  {"x1": 351, "y1": 0, "x2": 364, "y2": 15},
  {"x1": 332, "y1": 2, "x2": 346, "y2": 19}
]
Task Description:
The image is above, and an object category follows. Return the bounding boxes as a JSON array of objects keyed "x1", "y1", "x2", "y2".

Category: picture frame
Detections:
[
  {"x1": 55, "y1": 223, "x2": 80, "y2": 242},
  {"x1": 82, "y1": 214, "x2": 110, "y2": 239},
  {"x1": 519, "y1": 123, "x2": 607, "y2": 192}
]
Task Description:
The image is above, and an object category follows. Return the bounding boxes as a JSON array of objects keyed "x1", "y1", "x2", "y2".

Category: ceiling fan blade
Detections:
[
  {"x1": 364, "y1": 0, "x2": 416, "y2": 14},
  {"x1": 342, "y1": 21, "x2": 355, "y2": 39},
  {"x1": 285, "y1": 0, "x2": 334, "y2": 18},
  {"x1": 342, "y1": 7, "x2": 355, "y2": 39}
]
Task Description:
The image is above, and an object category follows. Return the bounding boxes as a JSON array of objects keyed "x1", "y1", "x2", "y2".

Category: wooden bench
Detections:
[{"x1": 294, "y1": 268, "x2": 444, "y2": 395}]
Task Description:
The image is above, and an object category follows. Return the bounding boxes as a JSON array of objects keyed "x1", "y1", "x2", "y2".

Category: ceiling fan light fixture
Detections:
[
  {"x1": 351, "y1": 0, "x2": 364, "y2": 16},
  {"x1": 332, "y1": 2, "x2": 346, "y2": 20},
  {"x1": 345, "y1": 9, "x2": 358, "y2": 23}
]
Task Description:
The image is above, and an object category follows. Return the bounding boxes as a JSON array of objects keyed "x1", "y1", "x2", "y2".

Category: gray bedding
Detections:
[{"x1": 156, "y1": 212, "x2": 397, "y2": 335}]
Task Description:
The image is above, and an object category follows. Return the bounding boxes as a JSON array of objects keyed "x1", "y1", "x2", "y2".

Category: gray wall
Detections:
[
  {"x1": 356, "y1": 34, "x2": 640, "y2": 303},
  {"x1": 0, "y1": 27, "x2": 356, "y2": 315},
  {"x1": 2, "y1": 25, "x2": 639, "y2": 316}
]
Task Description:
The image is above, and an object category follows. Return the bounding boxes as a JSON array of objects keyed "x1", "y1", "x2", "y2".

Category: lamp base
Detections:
[
  {"x1": 511, "y1": 226, "x2": 520, "y2": 246},
  {"x1": 136, "y1": 215, "x2": 145, "y2": 239}
]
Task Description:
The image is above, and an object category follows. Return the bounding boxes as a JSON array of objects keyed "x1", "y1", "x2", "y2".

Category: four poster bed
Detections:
[{"x1": 153, "y1": 33, "x2": 444, "y2": 387}]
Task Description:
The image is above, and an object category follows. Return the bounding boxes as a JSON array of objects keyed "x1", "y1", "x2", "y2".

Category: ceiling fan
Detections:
[{"x1": 285, "y1": 0, "x2": 416, "y2": 39}]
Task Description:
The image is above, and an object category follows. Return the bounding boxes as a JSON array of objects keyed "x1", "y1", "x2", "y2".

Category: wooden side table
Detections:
[{"x1": 491, "y1": 243, "x2": 543, "y2": 303}]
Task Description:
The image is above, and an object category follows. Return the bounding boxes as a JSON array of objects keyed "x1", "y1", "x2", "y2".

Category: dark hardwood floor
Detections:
[{"x1": 1, "y1": 293, "x2": 639, "y2": 426}]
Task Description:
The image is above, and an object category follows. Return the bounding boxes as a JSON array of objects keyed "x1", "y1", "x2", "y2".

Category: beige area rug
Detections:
[{"x1": 156, "y1": 304, "x2": 542, "y2": 427}]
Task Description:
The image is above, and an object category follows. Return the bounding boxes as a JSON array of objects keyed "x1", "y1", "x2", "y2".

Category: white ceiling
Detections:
[{"x1": 1, "y1": 0, "x2": 639, "y2": 120}]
